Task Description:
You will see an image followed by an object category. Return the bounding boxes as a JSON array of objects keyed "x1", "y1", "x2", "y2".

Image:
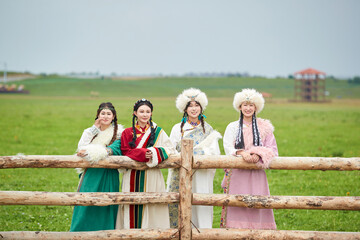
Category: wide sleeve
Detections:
[
  {"x1": 107, "y1": 139, "x2": 122, "y2": 156},
  {"x1": 248, "y1": 132, "x2": 278, "y2": 169},
  {"x1": 77, "y1": 125, "x2": 100, "y2": 150},
  {"x1": 169, "y1": 123, "x2": 181, "y2": 153},
  {"x1": 209, "y1": 132, "x2": 221, "y2": 155},
  {"x1": 116, "y1": 124, "x2": 125, "y2": 140},
  {"x1": 146, "y1": 129, "x2": 176, "y2": 168},
  {"x1": 223, "y1": 122, "x2": 238, "y2": 156},
  {"x1": 76, "y1": 125, "x2": 108, "y2": 163},
  {"x1": 120, "y1": 128, "x2": 148, "y2": 162},
  {"x1": 263, "y1": 133, "x2": 278, "y2": 157},
  {"x1": 193, "y1": 129, "x2": 222, "y2": 156}
]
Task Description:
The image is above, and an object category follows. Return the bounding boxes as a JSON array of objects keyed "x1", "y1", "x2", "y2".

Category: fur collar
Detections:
[
  {"x1": 91, "y1": 124, "x2": 124, "y2": 146},
  {"x1": 256, "y1": 118, "x2": 274, "y2": 139}
]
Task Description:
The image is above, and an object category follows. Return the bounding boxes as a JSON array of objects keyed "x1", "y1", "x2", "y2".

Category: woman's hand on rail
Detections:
[
  {"x1": 239, "y1": 151, "x2": 252, "y2": 162},
  {"x1": 77, "y1": 150, "x2": 88, "y2": 158},
  {"x1": 145, "y1": 150, "x2": 153, "y2": 161},
  {"x1": 250, "y1": 154, "x2": 260, "y2": 163}
]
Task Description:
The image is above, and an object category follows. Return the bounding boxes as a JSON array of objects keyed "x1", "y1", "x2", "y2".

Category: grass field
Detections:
[{"x1": 0, "y1": 76, "x2": 359, "y2": 232}]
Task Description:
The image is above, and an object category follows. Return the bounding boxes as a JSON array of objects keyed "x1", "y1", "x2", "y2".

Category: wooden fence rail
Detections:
[
  {"x1": 0, "y1": 191, "x2": 179, "y2": 206},
  {"x1": 1, "y1": 139, "x2": 360, "y2": 240},
  {"x1": 1, "y1": 229, "x2": 360, "y2": 240},
  {"x1": 1, "y1": 191, "x2": 359, "y2": 210},
  {"x1": 0, "y1": 229, "x2": 178, "y2": 240},
  {"x1": 1, "y1": 155, "x2": 360, "y2": 171},
  {"x1": 192, "y1": 193, "x2": 360, "y2": 210}
]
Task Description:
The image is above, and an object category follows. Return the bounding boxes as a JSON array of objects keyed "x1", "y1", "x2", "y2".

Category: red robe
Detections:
[
  {"x1": 118, "y1": 124, "x2": 173, "y2": 229},
  {"x1": 120, "y1": 127, "x2": 149, "y2": 162}
]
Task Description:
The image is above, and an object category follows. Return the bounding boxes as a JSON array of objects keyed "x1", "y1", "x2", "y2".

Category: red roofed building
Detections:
[
  {"x1": 294, "y1": 68, "x2": 326, "y2": 76},
  {"x1": 294, "y1": 68, "x2": 327, "y2": 102}
]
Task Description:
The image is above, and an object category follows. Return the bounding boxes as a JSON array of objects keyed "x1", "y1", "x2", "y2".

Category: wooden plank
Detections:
[
  {"x1": 192, "y1": 229, "x2": 360, "y2": 240},
  {"x1": 192, "y1": 193, "x2": 360, "y2": 210},
  {"x1": 193, "y1": 156, "x2": 360, "y2": 171},
  {"x1": 0, "y1": 229, "x2": 178, "y2": 239},
  {"x1": 0, "y1": 155, "x2": 180, "y2": 169},
  {"x1": 0, "y1": 191, "x2": 179, "y2": 206},
  {"x1": 1, "y1": 155, "x2": 359, "y2": 171},
  {"x1": 1, "y1": 229, "x2": 359, "y2": 240},
  {"x1": 178, "y1": 139, "x2": 193, "y2": 240}
]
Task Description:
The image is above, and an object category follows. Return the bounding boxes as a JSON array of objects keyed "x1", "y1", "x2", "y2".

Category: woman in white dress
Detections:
[{"x1": 167, "y1": 88, "x2": 222, "y2": 229}]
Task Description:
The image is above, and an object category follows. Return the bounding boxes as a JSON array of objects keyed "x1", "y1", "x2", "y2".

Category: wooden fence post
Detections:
[{"x1": 178, "y1": 139, "x2": 193, "y2": 240}]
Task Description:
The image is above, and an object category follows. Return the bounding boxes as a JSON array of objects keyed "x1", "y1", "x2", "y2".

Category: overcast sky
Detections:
[{"x1": 0, "y1": 0, "x2": 359, "y2": 77}]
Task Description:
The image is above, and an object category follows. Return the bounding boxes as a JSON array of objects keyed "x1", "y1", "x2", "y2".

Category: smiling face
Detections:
[
  {"x1": 186, "y1": 101, "x2": 202, "y2": 122},
  {"x1": 134, "y1": 104, "x2": 152, "y2": 126},
  {"x1": 240, "y1": 102, "x2": 256, "y2": 119},
  {"x1": 97, "y1": 109, "x2": 114, "y2": 126}
]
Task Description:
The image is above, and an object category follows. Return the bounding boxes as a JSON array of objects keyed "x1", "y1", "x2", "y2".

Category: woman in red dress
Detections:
[{"x1": 116, "y1": 98, "x2": 175, "y2": 229}]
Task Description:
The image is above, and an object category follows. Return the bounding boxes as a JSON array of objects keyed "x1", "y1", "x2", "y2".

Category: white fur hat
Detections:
[
  {"x1": 233, "y1": 88, "x2": 265, "y2": 114},
  {"x1": 175, "y1": 88, "x2": 208, "y2": 113}
]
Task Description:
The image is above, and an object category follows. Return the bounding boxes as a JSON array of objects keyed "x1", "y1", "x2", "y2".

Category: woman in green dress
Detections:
[{"x1": 70, "y1": 102, "x2": 124, "y2": 231}]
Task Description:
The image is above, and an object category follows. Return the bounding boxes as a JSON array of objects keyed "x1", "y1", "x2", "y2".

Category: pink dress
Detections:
[{"x1": 220, "y1": 118, "x2": 278, "y2": 229}]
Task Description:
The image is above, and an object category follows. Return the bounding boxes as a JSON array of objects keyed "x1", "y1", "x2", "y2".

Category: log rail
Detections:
[
  {"x1": 0, "y1": 191, "x2": 359, "y2": 211},
  {"x1": 0, "y1": 155, "x2": 359, "y2": 171},
  {"x1": 1, "y1": 229, "x2": 360, "y2": 240}
]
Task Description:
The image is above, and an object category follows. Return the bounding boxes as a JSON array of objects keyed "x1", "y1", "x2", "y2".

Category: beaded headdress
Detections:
[{"x1": 133, "y1": 98, "x2": 153, "y2": 112}]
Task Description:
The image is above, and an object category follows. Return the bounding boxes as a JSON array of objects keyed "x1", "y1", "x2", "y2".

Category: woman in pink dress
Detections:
[{"x1": 220, "y1": 88, "x2": 278, "y2": 229}]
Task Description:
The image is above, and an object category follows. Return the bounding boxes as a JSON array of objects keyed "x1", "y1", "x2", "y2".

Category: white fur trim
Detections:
[
  {"x1": 176, "y1": 88, "x2": 208, "y2": 113},
  {"x1": 91, "y1": 125, "x2": 114, "y2": 145},
  {"x1": 233, "y1": 88, "x2": 265, "y2": 114},
  {"x1": 146, "y1": 147, "x2": 159, "y2": 168},
  {"x1": 116, "y1": 124, "x2": 125, "y2": 139},
  {"x1": 79, "y1": 144, "x2": 108, "y2": 163},
  {"x1": 75, "y1": 167, "x2": 84, "y2": 174}
]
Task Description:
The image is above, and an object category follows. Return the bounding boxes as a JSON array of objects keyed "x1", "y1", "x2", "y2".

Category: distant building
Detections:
[{"x1": 293, "y1": 68, "x2": 327, "y2": 102}]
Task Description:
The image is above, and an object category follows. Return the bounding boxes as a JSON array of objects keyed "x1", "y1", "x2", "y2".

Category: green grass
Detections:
[
  {"x1": 0, "y1": 76, "x2": 359, "y2": 232},
  {"x1": 12, "y1": 75, "x2": 360, "y2": 99}
]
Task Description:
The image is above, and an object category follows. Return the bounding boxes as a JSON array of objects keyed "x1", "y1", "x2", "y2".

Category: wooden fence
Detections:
[{"x1": 0, "y1": 139, "x2": 360, "y2": 239}]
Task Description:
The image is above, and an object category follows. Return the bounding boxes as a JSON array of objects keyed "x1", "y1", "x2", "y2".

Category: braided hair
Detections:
[
  {"x1": 235, "y1": 111, "x2": 261, "y2": 149},
  {"x1": 129, "y1": 99, "x2": 155, "y2": 148},
  {"x1": 199, "y1": 113, "x2": 206, "y2": 133},
  {"x1": 93, "y1": 102, "x2": 118, "y2": 145},
  {"x1": 180, "y1": 101, "x2": 206, "y2": 134}
]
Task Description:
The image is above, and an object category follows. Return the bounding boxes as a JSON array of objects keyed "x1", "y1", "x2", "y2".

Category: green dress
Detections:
[{"x1": 70, "y1": 139, "x2": 122, "y2": 231}]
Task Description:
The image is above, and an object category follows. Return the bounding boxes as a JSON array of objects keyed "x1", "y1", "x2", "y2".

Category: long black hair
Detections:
[
  {"x1": 94, "y1": 102, "x2": 118, "y2": 145},
  {"x1": 129, "y1": 99, "x2": 155, "y2": 148},
  {"x1": 234, "y1": 111, "x2": 261, "y2": 149}
]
